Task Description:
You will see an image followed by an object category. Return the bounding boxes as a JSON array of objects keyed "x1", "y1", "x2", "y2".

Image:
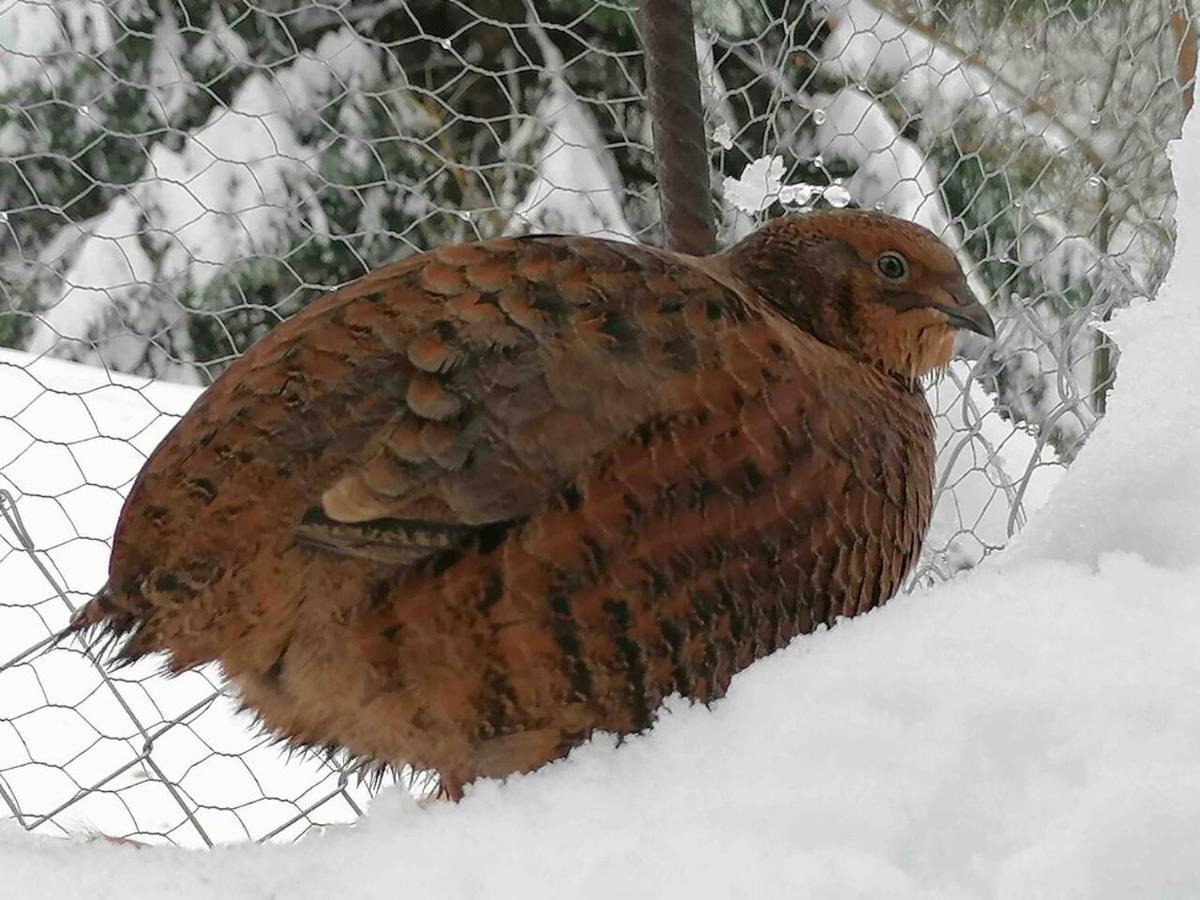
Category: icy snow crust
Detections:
[{"x1": 4, "y1": 102, "x2": 1200, "y2": 900}]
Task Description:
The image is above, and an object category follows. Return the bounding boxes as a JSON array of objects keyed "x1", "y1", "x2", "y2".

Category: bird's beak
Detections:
[{"x1": 938, "y1": 280, "x2": 995, "y2": 339}]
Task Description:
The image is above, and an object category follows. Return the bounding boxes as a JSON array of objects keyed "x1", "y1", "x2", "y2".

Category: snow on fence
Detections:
[{"x1": 0, "y1": 0, "x2": 1192, "y2": 846}]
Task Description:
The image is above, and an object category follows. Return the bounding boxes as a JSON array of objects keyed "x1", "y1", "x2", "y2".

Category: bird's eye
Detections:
[{"x1": 876, "y1": 252, "x2": 909, "y2": 282}]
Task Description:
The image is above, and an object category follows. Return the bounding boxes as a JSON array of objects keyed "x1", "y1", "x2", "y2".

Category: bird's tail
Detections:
[{"x1": 55, "y1": 582, "x2": 144, "y2": 665}]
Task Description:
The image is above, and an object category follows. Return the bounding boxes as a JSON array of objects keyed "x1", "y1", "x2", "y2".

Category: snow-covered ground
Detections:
[
  {"x1": 4, "y1": 549, "x2": 1200, "y2": 899},
  {"x1": 1, "y1": 110, "x2": 1199, "y2": 900}
]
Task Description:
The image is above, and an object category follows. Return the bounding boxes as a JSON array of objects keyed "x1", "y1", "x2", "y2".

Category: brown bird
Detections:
[{"x1": 68, "y1": 210, "x2": 993, "y2": 799}]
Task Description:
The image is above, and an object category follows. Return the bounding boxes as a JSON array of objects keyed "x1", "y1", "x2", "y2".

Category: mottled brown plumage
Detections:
[{"x1": 68, "y1": 210, "x2": 994, "y2": 799}]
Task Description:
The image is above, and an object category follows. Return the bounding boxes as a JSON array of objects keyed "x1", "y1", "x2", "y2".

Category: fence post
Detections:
[{"x1": 640, "y1": 0, "x2": 717, "y2": 256}]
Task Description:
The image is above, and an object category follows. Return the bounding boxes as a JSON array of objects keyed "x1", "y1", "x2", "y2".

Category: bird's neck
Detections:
[
  {"x1": 723, "y1": 230, "x2": 856, "y2": 350},
  {"x1": 854, "y1": 304, "x2": 956, "y2": 384}
]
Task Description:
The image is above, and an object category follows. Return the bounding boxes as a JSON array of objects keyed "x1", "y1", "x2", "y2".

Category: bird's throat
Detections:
[{"x1": 856, "y1": 306, "x2": 957, "y2": 382}]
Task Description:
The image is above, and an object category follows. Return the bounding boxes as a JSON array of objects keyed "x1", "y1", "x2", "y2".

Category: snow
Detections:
[
  {"x1": 812, "y1": 88, "x2": 952, "y2": 234},
  {"x1": 191, "y1": 9, "x2": 251, "y2": 70},
  {"x1": 722, "y1": 156, "x2": 822, "y2": 213},
  {"x1": 1, "y1": 83, "x2": 1199, "y2": 900},
  {"x1": 814, "y1": 0, "x2": 1055, "y2": 151},
  {"x1": 26, "y1": 66, "x2": 314, "y2": 379},
  {"x1": 2, "y1": 555, "x2": 1198, "y2": 899},
  {"x1": 1007, "y1": 137, "x2": 1200, "y2": 570},
  {"x1": 712, "y1": 121, "x2": 734, "y2": 151},
  {"x1": 0, "y1": 350, "x2": 383, "y2": 847},
  {"x1": 721, "y1": 157, "x2": 853, "y2": 217},
  {"x1": 510, "y1": 80, "x2": 634, "y2": 241},
  {"x1": 20, "y1": 25, "x2": 392, "y2": 380},
  {"x1": 923, "y1": 361, "x2": 1061, "y2": 575},
  {"x1": 510, "y1": 26, "x2": 634, "y2": 241},
  {"x1": 274, "y1": 28, "x2": 383, "y2": 100},
  {"x1": 817, "y1": 0, "x2": 989, "y2": 109},
  {"x1": 0, "y1": 1, "x2": 58, "y2": 93},
  {"x1": 0, "y1": 0, "x2": 117, "y2": 93}
]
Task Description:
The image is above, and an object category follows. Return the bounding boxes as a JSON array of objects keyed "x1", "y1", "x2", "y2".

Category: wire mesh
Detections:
[{"x1": 0, "y1": 0, "x2": 1191, "y2": 847}]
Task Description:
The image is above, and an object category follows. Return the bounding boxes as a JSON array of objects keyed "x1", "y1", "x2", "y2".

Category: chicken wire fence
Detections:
[{"x1": 0, "y1": 0, "x2": 1191, "y2": 847}]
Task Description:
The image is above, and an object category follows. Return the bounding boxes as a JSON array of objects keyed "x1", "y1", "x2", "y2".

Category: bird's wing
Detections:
[
  {"x1": 280, "y1": 235, "x2": 758, "y2": 564},
  {"x1": 106, "y1": 234, "x2": 755, "y2": 586}
]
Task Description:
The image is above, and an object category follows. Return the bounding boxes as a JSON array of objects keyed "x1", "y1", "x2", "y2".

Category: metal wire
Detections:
[{"x1": 0, "y1": 0, "x2": 1191, "y2": 847}]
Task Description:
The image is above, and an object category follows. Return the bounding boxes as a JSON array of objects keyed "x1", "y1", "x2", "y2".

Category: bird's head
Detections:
[{"x1": 723, "y1": 210, "x2": 995, "y2": 383}]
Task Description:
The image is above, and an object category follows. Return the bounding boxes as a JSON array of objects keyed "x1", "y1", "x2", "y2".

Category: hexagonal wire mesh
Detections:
[{"x1": 0, "y1": 0, "x2": 1191, "y2": 847}]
